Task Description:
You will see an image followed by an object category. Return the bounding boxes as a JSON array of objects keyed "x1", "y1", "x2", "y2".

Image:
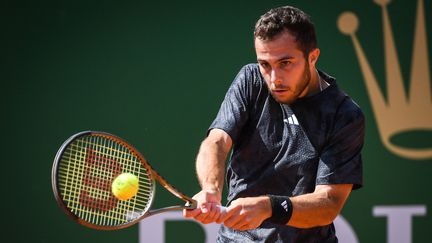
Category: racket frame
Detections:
[{"x1": 52, "y1": 131, "x2": 196, "y2": 230}]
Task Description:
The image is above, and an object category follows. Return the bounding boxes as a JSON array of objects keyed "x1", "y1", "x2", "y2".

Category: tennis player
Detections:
[{"x1": 184, "y1": 5, "x2": 364, "y2": 242}]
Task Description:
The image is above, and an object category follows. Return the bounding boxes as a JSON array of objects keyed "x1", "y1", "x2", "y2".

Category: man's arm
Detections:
[
  {"x1": 183, "y1": 128, "x2": 232, "y2": 224},
  {"x1": 288, "y1": 184, "x2": 352, "y2": 228},
  {"x1": 196, "y1": 128, "x2": 232, "y2": 193},
  {"x1": 218, "y1": 184, "x2": 352, "y2": 230}
]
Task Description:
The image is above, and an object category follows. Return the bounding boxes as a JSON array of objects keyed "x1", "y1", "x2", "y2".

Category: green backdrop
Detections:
[{"x1": 2, "y1": 0, "x2": 431, "y2": 242}]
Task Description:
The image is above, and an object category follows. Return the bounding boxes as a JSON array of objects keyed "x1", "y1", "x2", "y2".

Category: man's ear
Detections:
[{"x1": 308, "y1": 48, "x2": 320, "y2": 67}]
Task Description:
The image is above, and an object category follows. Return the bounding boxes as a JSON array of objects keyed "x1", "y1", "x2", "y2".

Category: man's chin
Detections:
[{"x1": 271, "y1": 94, "x2": 297, "y2": 105}]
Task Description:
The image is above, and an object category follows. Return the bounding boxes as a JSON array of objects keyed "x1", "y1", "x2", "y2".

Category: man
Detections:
[{"x1": 184, "y1": 5, "x2": 364, "y2": 242}]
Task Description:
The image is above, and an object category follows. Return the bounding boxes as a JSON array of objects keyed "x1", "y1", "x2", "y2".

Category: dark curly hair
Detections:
[{"x1": 254, "y1": 6, "x2": 317, "y2": 57}]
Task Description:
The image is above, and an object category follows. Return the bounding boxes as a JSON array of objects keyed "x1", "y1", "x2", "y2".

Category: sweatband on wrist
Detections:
[{"x1": 267, "y1": 195, "x2": 293, "y2": 224}]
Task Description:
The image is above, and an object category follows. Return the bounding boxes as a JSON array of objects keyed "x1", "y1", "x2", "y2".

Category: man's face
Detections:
[{"x1": 255, "y1": 31, "x2": 318, "y2": 104}]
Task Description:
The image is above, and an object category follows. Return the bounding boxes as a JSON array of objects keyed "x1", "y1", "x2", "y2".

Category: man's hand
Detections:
[
  {"x1": 183, "y1": 189, "x2": 224, "y2": 224},
  {"x1": 217, "y1": 196, "x2": 271, "y2": 231}
]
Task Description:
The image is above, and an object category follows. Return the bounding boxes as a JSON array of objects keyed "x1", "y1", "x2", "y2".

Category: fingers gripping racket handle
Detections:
[{"x1": 184, "y1": 198, "x2": 197, "y2": 210}]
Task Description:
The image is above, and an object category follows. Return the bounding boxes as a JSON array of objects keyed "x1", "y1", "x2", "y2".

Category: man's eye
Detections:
[
  {"x1": 280, "y1": 61, "x2": 291, "y2": 68},
  {"x1": 260, "y1": 62, "x2": 270, "y2": 69}
]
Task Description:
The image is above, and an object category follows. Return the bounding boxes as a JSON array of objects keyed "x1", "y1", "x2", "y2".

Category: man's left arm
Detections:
[
  {"x1": 217, "y1": 184, "x2": 352, "y2": 231},
  {"x1": 287, "y1": 184, "x2": 352, "y2": 228}
]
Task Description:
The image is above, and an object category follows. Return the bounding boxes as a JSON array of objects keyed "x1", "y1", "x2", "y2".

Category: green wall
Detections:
[{"x1": 2, "y1": 0, "x2": 431, "y2": 242}]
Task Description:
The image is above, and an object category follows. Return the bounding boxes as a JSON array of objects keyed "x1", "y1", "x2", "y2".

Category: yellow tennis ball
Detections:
[{"x1": 112, "y1": 173, "x2": 139, "y2": 200}]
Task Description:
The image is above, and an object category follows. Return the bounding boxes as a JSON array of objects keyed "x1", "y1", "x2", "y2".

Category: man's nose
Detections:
[{"x1": 270, "y1": 69, "x2": 282, "y2": 85}]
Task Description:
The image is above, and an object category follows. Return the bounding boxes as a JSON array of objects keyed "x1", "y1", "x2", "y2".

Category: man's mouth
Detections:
[{"x1": 272, "y1": 89, "x2": 288, "y2": 94}]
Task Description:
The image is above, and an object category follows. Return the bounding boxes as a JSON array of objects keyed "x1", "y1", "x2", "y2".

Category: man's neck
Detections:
[{"x1": 305, "y1": 69, "x2": 321, "y2": 97}]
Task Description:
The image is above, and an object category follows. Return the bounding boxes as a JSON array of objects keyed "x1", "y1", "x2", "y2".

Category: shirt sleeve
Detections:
[
  {"x1": 316, "y1": 99, "x2": 365, "y2": 190},
  {"x1": 209, "y1": 65, "x2": 254, "y2": 143}
]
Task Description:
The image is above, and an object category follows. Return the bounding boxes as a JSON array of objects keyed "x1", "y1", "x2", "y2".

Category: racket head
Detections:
[{"x1": 52, "y1": 131, "x2": 156, "y2": 230}]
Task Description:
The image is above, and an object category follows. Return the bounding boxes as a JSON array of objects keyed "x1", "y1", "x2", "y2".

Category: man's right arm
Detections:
[{"x1": 183, "y1": 128, "x2": 232, "y2": 224}]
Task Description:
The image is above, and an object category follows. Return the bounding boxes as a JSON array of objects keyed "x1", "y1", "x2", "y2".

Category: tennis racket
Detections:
[{"x1": 52, "y1": 131, "x2": 197, "y2": 230}]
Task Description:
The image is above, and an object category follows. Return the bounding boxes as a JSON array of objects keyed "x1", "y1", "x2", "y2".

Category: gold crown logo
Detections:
[{"x1": 338, "y1": 0, "x2": 432, "y2": 160}]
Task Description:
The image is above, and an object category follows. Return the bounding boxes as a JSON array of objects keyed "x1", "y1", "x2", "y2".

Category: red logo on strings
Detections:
[{"x1": 79, "y1": 148, "x2": 122, "y2": 211}]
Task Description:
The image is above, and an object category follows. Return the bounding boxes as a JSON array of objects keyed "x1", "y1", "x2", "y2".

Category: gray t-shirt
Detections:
[{"x1": 210, "y1": 64, "x2": 364, "y2": 243}]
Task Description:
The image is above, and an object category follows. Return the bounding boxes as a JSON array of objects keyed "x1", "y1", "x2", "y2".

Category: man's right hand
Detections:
[{"x1": 183, "y1": 189, "x2": 223, "y2": 224}]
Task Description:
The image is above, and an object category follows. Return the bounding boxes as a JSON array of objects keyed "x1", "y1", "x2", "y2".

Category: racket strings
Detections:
[{"x1": 57, "y1": 134, "x2": 154, "y2": 227}]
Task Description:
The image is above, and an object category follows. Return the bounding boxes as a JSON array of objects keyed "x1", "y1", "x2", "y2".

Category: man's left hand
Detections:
[{"x1": 216, "y1": 196, "x2": 271, "y2": 231}]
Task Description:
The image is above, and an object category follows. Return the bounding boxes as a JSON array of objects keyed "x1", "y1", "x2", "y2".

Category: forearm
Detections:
[
  {"x1": 196, "y1": 129, "x2": 232, "y2": 193},
  {"x1": 196, "y1": 139, "x2": 225, "y2": 193},
  {"x1": 219, "y1": 188, "x2": 348, "y2": 231},
  {"x1": 183, "y1": 129, "x2": 232, "y2": 223},
  {"x1": 217, "y1": 183, "x2": 352, "y2": 231},
  {"x1": 287, "y1": 184, "x2": 352, "y2": 228},
  {"x1": 290, "y1": 195, "x2": 335, "y2": 228}
]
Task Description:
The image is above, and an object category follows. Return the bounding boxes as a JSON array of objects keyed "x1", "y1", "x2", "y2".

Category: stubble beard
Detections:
[{"x1": 269, "y1": 61, "x2": 312, "y2": 105}]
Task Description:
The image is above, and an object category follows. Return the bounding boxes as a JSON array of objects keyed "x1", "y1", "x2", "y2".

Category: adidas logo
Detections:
[
  {"x1": 281, "y1": 200, "x2": 288, "y2": 212},
  {"x1": 283, "y1": 114, "x2": 299, "y2": 125},
  {"x1": 338, "y1": 0, "x2": 432, "y2": 160}
]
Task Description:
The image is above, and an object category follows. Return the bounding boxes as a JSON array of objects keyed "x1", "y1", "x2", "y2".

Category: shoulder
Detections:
[
  {"x1": 229, "y1": 63, "x2": 266, "y2": 99},
  {"x1": 319, "y1": 71, "x2": 364, "y2": 123},
  {"x1": 326, "y1": 83, "x2": 365, "y2": 128},
  {"x1": 337, "y1": 95, "x2": 364, "y2": 121},
  {"x1": 241, "y1": 63, "x2": 260, "y2": 73},
  {"x1": 235, "y1": 63, "x2": 262, "y2": 83},
  {"x1": 318, "y1": 85, "x2": 366, "y2": 147},
  {"x1": 292, "y1": 72, "x2": 365, "y2": 150},
  {"x1": 317, "y1": 83, "x2": 365, "y2": 135}
]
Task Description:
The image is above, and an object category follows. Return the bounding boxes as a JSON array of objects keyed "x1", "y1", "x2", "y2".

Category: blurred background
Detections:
[{"x1": 2, "y1": 0, "x2": 431, "y2": 242}]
